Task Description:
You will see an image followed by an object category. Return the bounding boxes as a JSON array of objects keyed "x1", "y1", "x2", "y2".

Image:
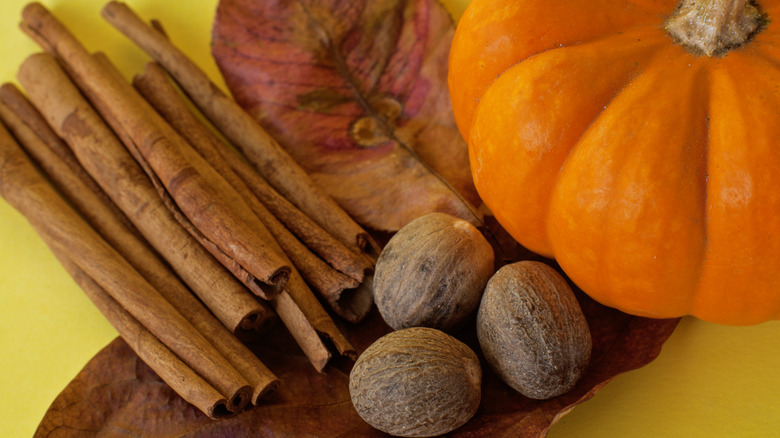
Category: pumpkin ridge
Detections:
[
  {"x1": 549, "y1": 38, "x2": 676, "y2": 173},
  {"x1": 548, "y1": 52, "x2": 710, "y2": 318},
  {"x1": 687, "y1": 63, "x2": 714, "y2": 320},
  {"x1": 465, "y1": 24, "x2": 669, "y2": 138},
  {"x1": 748, "y1": 45, "x2": 780, "y2": 72},
  {"x1": 544, "y1": 43, "x2": 681, "y2": 266},
  {"x1": 701, "y1": 65, "x2": 713, "y2": 298},
  {"x1": 470, "y1": 28, "x2": 670, "y2": 256},
  {"x1": 692, "y1": 51, "x2": 780, "y2": 323},
  {"x1": 546, "y1": 62, "x2": 649, "y2": 285},
  {"x1": 449, "y1": 0, "x2": 677, "y2": 139}
]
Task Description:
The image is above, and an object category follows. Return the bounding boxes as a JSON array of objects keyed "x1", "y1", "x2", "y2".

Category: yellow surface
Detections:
[{"x1": 0, "y1": 0, "x2": 778, "y2": 437}]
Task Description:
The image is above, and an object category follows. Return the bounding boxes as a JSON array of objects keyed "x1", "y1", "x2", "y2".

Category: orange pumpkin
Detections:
[{"x1": 448, "y1": 0, "x2": 780, "y2": 325}]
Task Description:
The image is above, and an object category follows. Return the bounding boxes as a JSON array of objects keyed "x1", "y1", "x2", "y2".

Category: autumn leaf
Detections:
[
  {"x1": 36, "y1": 286, "x2": 678, "y2": 437},
  {"x1": 211, "y1": 0, "x2": 481, "y2": 232}
]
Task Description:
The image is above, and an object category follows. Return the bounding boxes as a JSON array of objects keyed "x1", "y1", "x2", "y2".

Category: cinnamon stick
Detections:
[
  {"x1": 101, "y1": 0, "x2": 375, "y2": 255},
  {"x1": 125, "y1": 51, "x2": 374, "y2": 284},
  {"x1": 134, "y1": 62, "x2": 373, "y2": 323},
  {"x1": 70, "y1": 50, "x2": 282, "y2": 303},
  {"x1": 16, "y1": 52, "x2": 270, "y2": 334},
  {"x1": 123, "y1": 62, "x2": 357, "y2": 362},
  {"x1": 97, "y1": 54, "x2": 357, "y2": 361},
  {"x1": 0, "y1": 119, "x2": 252, "y2": 412},
  {"x1": 0, "y1": 88, "x2": 279, "y2": 404},
  {"x1": 53, "y1": 252, "x2": 234, "y2": 420},
  {"x1": 88, "y1": 66, "x2": 348, "y2": 372},
  {"x1": 226, "y1": 144, "x2": 375, "y2": 282},
  {"x1": 85, "y1": 51, "x2": 357, "y2": 364},
  {"x1": 93, "y1": 51, "x2": 305, "y2": 312},
  {"x1": 21, "y1": 2, "x2": 291, "y2": 299},
  {"x1": 0, "y1": 84, "x2": 126, "y2": 228},
  {"x1": 21, "y1": 2, "x2": 354, "y2": 372}
]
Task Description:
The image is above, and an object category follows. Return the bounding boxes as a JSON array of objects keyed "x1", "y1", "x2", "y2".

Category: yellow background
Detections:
[{"x1": 1, "y1": 0, "x2": 779, "y2": 437}]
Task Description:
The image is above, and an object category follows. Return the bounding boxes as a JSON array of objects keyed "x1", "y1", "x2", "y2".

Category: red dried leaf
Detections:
[
  {"x1": 211, "y1": 0, "x2": 481, "y2": 232},
  {"x1": 36, "y1": 286, "x2": 678, "y2": 437}
]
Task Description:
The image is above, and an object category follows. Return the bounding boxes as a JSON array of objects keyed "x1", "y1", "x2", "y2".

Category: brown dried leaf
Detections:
[
  {"x1": 36, "y1": 286, "x2": 678, "y2": 437},
  {"x1": 211, "y1": 0, "x2": 481, "y2": 232}
]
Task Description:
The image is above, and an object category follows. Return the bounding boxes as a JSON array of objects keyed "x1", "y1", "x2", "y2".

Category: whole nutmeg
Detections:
[
  {"x1": 477, "y1": 261, "x2": 592, "y2": 399},
  {"x1": 374, "y1": 212, "x2": 494, "y2": 330},
  {"x1": 349, "y1": 327, "x2": 481, "y2": 437}
]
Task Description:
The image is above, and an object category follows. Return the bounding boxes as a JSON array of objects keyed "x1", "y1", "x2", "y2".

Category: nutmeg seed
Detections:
[
  {"x1": 477, "y1": 261, "x2": 592, "y2": 399},
  {"x1": 349, "y1": 327, "x2": 481, "y2": 437},
  {"x1": 373, "y1": 212, "x2": 495, "y2": 331}
]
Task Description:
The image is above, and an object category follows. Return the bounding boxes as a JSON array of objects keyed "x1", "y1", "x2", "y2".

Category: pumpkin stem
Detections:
[{"x1": 664, "y1": 0, "x2": 767, "y2": 56}]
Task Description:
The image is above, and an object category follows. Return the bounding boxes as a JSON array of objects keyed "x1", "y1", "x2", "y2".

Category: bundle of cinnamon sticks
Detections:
[{"x1": 0, "y1": 1, "x2": 377, "y2": 419}]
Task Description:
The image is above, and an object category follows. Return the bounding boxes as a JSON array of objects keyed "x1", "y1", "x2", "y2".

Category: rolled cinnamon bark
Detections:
[
  {"x1": 0, "y1": 88, "x2": 279, "y2": 404},
  {"x1": 134, "y1": 62, "x2": 373, "y2": 323},
  {"x1": 130, "y1": 60, "x2": 373, "y2": 284},
  {"x1": 15, "y1": 52, "x2": 270, "y2": 334},
  {"x1": 53, "y1": 252, "x2": 234, "y2": 420},
  {"x1": 0, "y1": 84, "x2": 127, "y2": 230},
  {"x1": 101, "y1": 0, "x2": 375, "y2": 255},
  {"x1": 125, "y1": 63, "x2": 357, "y2": 361},
  {"x1": 79, "y1": 50, "x2": 282, "y2": 302},
  {"x1": 88, "y1": 52, "x2": 354, "y2": 370},
  {"x1": 0, "y1": 119, "x2": 252, "y2": 412},
  {"x1": 21, "y1": 2, "x2": 355, "y2": 372},
  {"x1": 21, "y1": 2, "x2": 291, "y2": 299}
]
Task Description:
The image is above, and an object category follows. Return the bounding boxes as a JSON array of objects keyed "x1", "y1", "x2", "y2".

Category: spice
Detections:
[
  {"x1": 21, "y1": 3, "x2": 292, "y2": 299},
  {"x1": 133, "y1": 62, "x2": 373, "y2": 323},
  {"x1": 477, "y1": 261, "x2": 592, "y2": 399},
  {"x1": 0, "y1": 121, "x2": 255, "y2": 415},
  {"x1": 20, "y1": 3, "x2": 360, "y2": 372},
  {"x1": 16, "y1": 53, "x2": 270, "y2": 334},
  {"x1": 349, "y1": 327, "x2": 481, "y2": 437},
  {"x1": 0, "y1": 85, "x2": 280, "y2": 405},
  {"x1": 374, "y1": 212, "x2": 494, "y2": 330}
]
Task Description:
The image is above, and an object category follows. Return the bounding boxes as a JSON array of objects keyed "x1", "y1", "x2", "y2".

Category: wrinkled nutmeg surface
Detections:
[
  {"x1": 477, "y1": 261, "x2": 592, "y2": 399},
  {"x1": 374, "y1": 212, "x2": 494, "y2": 330},
  {"x1": 349, "y1": 327, "x2": 481, "y2": 437}
]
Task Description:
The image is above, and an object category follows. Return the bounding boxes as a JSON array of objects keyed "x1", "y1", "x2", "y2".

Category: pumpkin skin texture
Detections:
[{"x1": 449, "y1": 0, "x2": 780, "y2": 325}]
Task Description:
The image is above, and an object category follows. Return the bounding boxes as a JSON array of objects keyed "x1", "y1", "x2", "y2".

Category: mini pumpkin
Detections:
[{"x1": 449, "y1": 0, "x2": 780, "y2": 324}]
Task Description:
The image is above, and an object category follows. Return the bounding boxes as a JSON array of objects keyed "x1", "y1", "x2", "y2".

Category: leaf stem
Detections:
[{"x1": 297, "y1": 1, "x2": 506, "y2": 258}]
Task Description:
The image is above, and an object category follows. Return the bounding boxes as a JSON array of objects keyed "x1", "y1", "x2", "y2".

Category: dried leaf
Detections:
[
  {"x1": 211, "y1": 0, "x2": 481, "y2": 231},
  {"x1": 36, "y1": 285, "x2": 678, "y2": 437}
]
